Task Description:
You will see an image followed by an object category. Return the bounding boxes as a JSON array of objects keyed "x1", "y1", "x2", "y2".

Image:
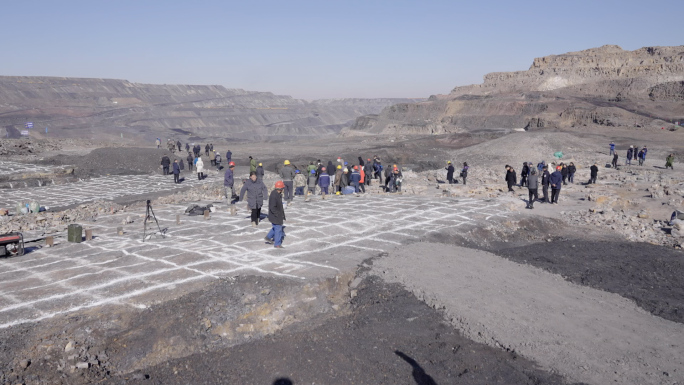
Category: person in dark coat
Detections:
[
  {"x1": 568, "y1": 162, "x2": 576, "y2": 184},
  {"x1": 560, "y1": 163, "x2": 569, "y2": 185},
  {"x1": 172, "y1": 160, "x2": 180, "y2": 183},
  {"x1": 226, "y1": 150, "x2": 232, "y2": 164},
  {"x1": 161, "y1": 155, "x2": 171, "y2": 175},
  {"x1": 256, "y1": 163, "x2": 264, "y2": 182},
  {"x1": 520, "y1": 162, "x2": 529, "y2": 187},
  {"x1": 176, "y1": 140, "x2": 182, "y2": 152},
  {"x1": 541, "y1": 165, "x2": 550, "y2": 203},
  {"x1": 205, "y1": 144, "x2": 210, "y2": 156},
  {"x1": 179, "y1": 159, "x2": 185, "y2": 173},
  {"x1": 461, "y1": 162, "x2": 469, "y2": 185},
  {"x1": 240, "y1": 172, "x2": 269, "y2": 227},
  {"x1": 327, "y1": 160, "x2": 335, "y2": 186},
  {"x1": 186, "y1": 152, "x2": 194, "y2": 172},
  {"x1": 185, "y1": 143, "x2": 190, "y2": 152},
  {"x1": 612, "y1": 153, "x2": 619, "y2": 169},
  {"x1": 445, "y1": 161, "x2": 455, "y2": 184},
  {"x1": 626, "y1": 146, "x2": 634, "y2": 165},
  {"x1": 526, "y1": 169, "x2": 538, "y2": 209},
  {"x1": 589, "y1": 163, "x2": 599, "y2": 184},
  {"x1": 364, "y1": 159, "x2": 373, "y2": 186},
  {"x1": 266, "y1": 181, "x2": 286, "y2": 248},
  {"x1": 358, "y1": 157, "x2": 365, "y2": 167},
  {"x1": 505, "y1": 165, "x2": 516, "y2": 192},
  {"x1": 549, "y1": 166, "x2": 563, "y2": 204}
]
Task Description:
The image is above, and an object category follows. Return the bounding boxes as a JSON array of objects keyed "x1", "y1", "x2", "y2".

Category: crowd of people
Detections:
[{"x1": 157, "y1": 138, "x2": 676, "y2": 247}]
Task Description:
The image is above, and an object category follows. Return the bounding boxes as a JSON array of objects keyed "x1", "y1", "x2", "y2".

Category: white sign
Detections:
[{"x1": 20, "y1": 130, "x2": 29, "y2": 136}]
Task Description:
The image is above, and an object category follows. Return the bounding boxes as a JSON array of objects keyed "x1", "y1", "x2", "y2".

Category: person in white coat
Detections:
[{"x1": 195, "y1": 156, "x2": 205, "y2": 180}]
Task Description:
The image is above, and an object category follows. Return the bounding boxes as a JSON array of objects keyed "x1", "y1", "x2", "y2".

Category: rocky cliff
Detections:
[
  {"x1": 0, "y1": 76, "x2": 421, "y2": 142},
  {"x1": 344, "y1": 45, "x2": 684, "y2": 135}
]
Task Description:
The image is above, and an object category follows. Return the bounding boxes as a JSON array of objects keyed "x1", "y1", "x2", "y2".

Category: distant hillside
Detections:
[
  {"x1": 343, "y1": 45, "x2": 684, "y2": 136},
  {"x1": 0, "y1": 76, "x2": 422, "y2": 142}
]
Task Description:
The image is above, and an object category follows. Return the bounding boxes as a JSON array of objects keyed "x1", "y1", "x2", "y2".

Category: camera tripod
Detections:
[{"x1": 143, "y1": 200, "x2": 165, "y2": 241}]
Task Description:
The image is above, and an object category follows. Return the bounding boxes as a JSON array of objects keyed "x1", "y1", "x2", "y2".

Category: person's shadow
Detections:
[
  {"x1": 395, "y1": 351, "x2": 438, "y2": 385},
  {"x1": 273, "y1": 379, "x2": 293, "y2": 385}
]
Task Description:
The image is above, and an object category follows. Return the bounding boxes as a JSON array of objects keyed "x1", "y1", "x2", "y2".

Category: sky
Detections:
[{"x1": 2, "y1": 0, "x2": 683, "y2": 100}]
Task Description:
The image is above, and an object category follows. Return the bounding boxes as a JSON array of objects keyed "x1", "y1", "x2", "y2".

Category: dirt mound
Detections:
[{"x1": 40, "y1": 147, "x2": 190, "y2": 177}]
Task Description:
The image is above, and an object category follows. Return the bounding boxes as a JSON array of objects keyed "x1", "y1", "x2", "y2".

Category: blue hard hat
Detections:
[
  {"x1": 295, "y1": 169, "x2": 300, "y2": 173},
  {"x1": 310, "y1": 169, "x2": 316, "y2": 174}
]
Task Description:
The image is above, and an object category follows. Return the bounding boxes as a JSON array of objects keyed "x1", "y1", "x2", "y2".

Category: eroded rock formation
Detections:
[{"x1": 344, "y1": 45, "x2": 684, "y2": 135}]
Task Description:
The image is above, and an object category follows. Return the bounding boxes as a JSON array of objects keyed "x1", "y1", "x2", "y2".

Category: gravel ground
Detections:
[{"x1": 491, "y1": 240, "x2": 684, "y2": 324}]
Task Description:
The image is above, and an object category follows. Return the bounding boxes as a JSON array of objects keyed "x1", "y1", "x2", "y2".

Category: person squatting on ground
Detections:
[
  {"x1": 161, "y1": 154, "x2": 171, "y2": 175},
  {"x1": 445, "y1": 161, "x2": 455, "y2": 184},
  {"x1": 461, "y1": 162, "x2": 469, "y2": 185},
  {"x1": 224, "y1": 161, "x2": 236, "y2": 202},
  {"x1": 318, "y1": 167, "x2": 330, "y2": 195},
  {"x1": 589, "y1": 163, "x2": 599, "y2": 184},
  {"x1": 195, "y1": 155, "x2": 205, "y2": 180},
  {"x1": 550, "y1": 166, "x2": 563, "y2": 204},
  {"x1": 541, "y1": 165, "x2": 550, "y2": 203},
  {"x1": 294, "y1": 169, "x2": 306, "y2": 196},
  {"x1": 265, "y1": 181, "x2": 286, "y2": 248},
  {"x1": 240, "y1": 172, "x2": 269, "y2": 227},
  {"x1": 172, "y1": 159, "x2": 180, "y2": 184},
  {"x1": 666, "y1": 154, "x2": 675, "y2": 169},
  {"x1": 280, "y1": 160, "x2": 295, "y2": 203},
  {"x1": 526, "y1": 169, "x2": 538, "y2": 209}
]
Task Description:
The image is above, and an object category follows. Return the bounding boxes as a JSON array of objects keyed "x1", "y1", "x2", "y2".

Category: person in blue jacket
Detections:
[
  {"x1": 549, "y1": 166, "x2": 563, "y2": 204},
  {"x1": 318, "y1": 167, "x2": 330, "y2": 195},
  {"x1": 350, "y1": 166, "x2": 361, "y2": 192},
  {"x1": 609, "y1": 142, "x2": 615, "y2": 156}
]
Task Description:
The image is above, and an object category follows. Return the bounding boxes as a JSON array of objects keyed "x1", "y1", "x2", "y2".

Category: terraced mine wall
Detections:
[{"x1": 0, "y1": 76, "x2": 421, "y2": 141}]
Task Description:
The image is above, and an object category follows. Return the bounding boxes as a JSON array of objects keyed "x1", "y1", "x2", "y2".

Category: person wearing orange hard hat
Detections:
[
  {"x1": 265, "y1": 181, "x2": 287, "y2": 248},
  {"x1": 549, "y1": 166, "x2": 563, "y2": 204}
]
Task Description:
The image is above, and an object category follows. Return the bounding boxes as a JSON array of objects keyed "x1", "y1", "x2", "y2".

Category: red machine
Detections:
[{"x1": 0, "y1": 232, "x2": 24, "y2": 257}]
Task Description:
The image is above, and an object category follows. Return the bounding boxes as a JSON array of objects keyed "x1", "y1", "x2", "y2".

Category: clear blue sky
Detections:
[{"x1": 2, "y1": 0, "x2": 682, "y2": 99}]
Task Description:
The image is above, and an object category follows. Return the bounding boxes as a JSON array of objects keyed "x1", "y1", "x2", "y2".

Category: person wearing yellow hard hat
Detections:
[
  {"x1": 279, "y1": 160, "x2": 295, "y2": 205},
  {"x1": 334, "y1": 164, "x2": 344, "y2": 193},
  {"x1": 256, "y1": 162, "x2": 264, "y2": 182},
  {"x1": 445, "y1": 161, "x2": 455, "y2": 184}
]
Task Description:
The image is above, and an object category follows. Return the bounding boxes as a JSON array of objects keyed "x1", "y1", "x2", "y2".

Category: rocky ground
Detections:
[{"x1": 1, "y1": 125, "x2": 683, "y2": 385}]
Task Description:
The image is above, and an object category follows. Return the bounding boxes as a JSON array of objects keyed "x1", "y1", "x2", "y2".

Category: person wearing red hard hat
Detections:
[{"x1": 266, "y1": 181, "x2": 287, "y2": 248}]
